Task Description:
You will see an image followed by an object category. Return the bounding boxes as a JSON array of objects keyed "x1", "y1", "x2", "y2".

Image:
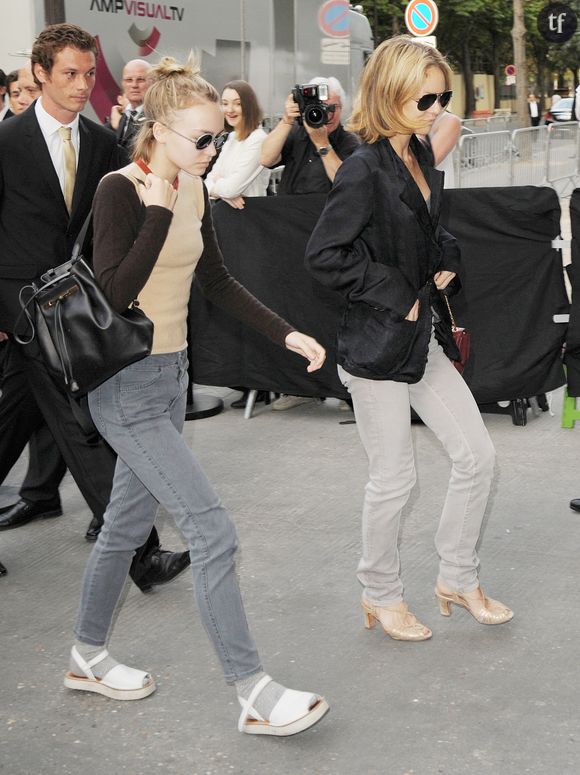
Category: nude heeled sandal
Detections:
[
  {"x1": 435, "y1": 586, "x2": 514, "y2": 625},
  {"x1": 362, "y1": 599, "x2": 432, "y2": 641},
  {"x1": 64, "y1": 647, "x2": 156, "y2": 700}
]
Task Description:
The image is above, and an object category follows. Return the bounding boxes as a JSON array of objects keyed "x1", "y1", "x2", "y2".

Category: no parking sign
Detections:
[
  {"x1": 404, "y1": 0, "x2": 439, "y2": 37},
  {"x1": 318, "y1": 0, "x2": 351, "y2": 38}
]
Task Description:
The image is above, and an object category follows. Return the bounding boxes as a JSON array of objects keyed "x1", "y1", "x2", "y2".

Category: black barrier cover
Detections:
[
  {"x1": 189, "y1": 195, "x2": 348, "y2": 399},
  {"x1": 190, "y1": 187, "x2": 567, "y2": 403},
  {"x1": 441, "y1": 187, "x2": 568, "y2": 403},
  {"x1": 564, "y1": 188, "x2": 580, "y2": 396}
]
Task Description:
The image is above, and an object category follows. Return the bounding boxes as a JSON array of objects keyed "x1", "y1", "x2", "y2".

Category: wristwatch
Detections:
[{"x1": 317, "y1": 145, "x2": 332, "y2": 157}]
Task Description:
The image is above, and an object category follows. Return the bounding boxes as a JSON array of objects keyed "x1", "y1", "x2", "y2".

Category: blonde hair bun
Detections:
[{"x1": 149, "y1": 53, "x2": 201, "y2": 81}]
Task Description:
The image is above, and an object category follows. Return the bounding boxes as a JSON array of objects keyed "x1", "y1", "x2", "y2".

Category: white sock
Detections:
[{"x1": 235, "y1": 671, "x2": 286, "y2": 719}]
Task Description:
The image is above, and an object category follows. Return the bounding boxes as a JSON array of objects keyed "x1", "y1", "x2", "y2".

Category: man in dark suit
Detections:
[
  {"x1": 107, "y1": 59, "x2": 150, "y2": 151},
  {"x1": 0, "y1": 24, "x2": 189, "y2": 591}
]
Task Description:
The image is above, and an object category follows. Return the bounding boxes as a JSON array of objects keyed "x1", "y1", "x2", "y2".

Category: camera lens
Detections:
[{"x1": 304, "y1": 105, "x2": 325, "y2": 128}]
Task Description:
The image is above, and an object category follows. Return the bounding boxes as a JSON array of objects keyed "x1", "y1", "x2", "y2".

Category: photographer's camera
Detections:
[{"x1": 292, "y1": 83, "x2": 330, "y2": 128}]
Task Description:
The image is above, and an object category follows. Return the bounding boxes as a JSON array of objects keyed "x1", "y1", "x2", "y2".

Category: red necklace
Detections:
[{"x1": 135, "y1": 158, "x2": 179, "y2": 190}]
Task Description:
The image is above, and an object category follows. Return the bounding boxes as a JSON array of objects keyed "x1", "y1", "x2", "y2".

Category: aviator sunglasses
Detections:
[
  {"x1": 155, "y1": 121, "x2": 228, "y2": 150},
  {"x1": 414, "y1": 90, "x2": 453, "y2": 111}
]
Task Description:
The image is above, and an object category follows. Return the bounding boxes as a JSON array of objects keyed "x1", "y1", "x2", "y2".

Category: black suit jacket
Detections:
[
  {"x1": 116, "y1": 111, "x2": 141, "y2": 151},
  {"x1": 0, "y1": 102, "x2": 127, "y2": 332},
  {"x1": 305, "y1": 135, "x2": 461, "y2": 382}
]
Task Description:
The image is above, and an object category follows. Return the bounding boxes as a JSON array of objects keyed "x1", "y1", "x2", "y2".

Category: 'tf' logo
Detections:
[
  {"x1": 537, "y1": 3, "x2": 577, "y2": 43},
  {"x1": 548, "y1": 11, "x2": 567, "y2": 34}
]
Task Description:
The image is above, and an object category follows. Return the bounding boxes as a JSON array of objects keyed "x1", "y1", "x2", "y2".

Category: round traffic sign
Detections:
[
  {"x1": 505, "y1": 64, "x2": 516, "y2": 76},
  {"x1": 404, "y1": 0, "x2": 439, "y2": 37},
  {"x1": 318, "y1": 0, "x2": 351, "y2": 38},
  {"x1": 537, "y1": 3, "x2": 577, "y2": 43}
]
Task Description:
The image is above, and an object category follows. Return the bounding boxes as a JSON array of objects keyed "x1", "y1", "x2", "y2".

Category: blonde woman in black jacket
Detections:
[{"x1": 306, "y1": 36, "x2": 513, "y2": 642}]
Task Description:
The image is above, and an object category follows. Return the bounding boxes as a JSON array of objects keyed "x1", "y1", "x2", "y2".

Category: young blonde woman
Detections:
[
  {"x1": 306, "y1": 36, "x2": 513, "y2": 642},
  {"x1": 204, "y1": 79, "x2": 270, "y2": 209},
  {"x1": 64, "y1": 58, "x2": 329, "y2": 736}
]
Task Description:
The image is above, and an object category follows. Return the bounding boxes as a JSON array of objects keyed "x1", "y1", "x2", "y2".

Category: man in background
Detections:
[{"x1": 107, "y1": 58, "x2": 150, "y2": 150}]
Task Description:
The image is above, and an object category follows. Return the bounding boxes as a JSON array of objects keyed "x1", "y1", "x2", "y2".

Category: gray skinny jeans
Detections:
[
  {"x1": 76, "y1": 350, "x2": 261, "y2": 684},
  {"x1": 338, "y1": 333, "x2": 496, "y2": 607}
]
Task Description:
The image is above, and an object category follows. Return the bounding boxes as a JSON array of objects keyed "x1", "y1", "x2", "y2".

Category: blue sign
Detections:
[{"x1": 405, "y1": 0, "x2": 439, "y2": 37}]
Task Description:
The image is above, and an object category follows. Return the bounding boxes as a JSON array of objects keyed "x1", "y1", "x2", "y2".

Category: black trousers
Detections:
[{"x1": 0, "y1": 339, "x2": 160, "y2": 576}]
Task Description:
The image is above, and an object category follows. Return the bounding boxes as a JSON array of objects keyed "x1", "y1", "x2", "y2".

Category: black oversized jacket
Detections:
[{"x1": 305, "y1": 135, "x2": 461, "y2": 382}]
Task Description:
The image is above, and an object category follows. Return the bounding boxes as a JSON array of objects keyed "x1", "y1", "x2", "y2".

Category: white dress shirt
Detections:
[
  {"x1": 124, "y1": 103, "x2": 143, "y2": 119},
  {"x1": 0, "y1": 103, "x2": 9, "y2": 121},
  {"x1": 205, "y1": 126, "x2": 270, "y2": 199},
  {"x1": 35, "y1": 98, "x2": 80, "y2": 198}
]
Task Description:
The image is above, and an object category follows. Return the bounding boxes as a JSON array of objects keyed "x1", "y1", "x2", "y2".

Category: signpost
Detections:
[
  {"x1": 505, "y1": 63, "x2": 516, "y2": 86},
  {"x1": 318, "y1": 0, "x2": 351, "y2": 66},
  {"x1": 404, "y1": 0, "x2": 439, "y2": 38}
]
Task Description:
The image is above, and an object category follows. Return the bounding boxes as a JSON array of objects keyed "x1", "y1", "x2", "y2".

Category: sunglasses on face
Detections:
[
  {"x1": 414, "y1": 90, "x2": 453, "y2": 111},
  {"x1": 158, "y1": 122, "x2": 228, "y2": 150}
]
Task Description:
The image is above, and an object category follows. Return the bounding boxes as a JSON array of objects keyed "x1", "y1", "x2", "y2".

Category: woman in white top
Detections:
[
  {"x1": 205, "y1": 80, "x2": 270, "y2": 208},
  {"x1": 428, "y1": 110, "x2": 461, "y2": 188}
]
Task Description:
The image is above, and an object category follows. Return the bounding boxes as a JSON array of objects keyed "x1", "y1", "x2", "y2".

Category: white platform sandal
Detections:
[
  {"x1": 64, "y1": 647, "x2": 156, "y2": 701},
  {"x1": 237, "y1": 674, "x2": 329, "y2": 736}
]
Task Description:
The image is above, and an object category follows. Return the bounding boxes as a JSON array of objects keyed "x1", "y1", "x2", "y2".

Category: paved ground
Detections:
[{"x1": 2, "y1": 380, "x2": 580, "y2": 775}]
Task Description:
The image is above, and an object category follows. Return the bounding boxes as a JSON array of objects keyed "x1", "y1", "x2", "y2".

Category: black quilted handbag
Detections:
[{"x1": 14, "y1": 214, "x2": 153, "y2": 396}]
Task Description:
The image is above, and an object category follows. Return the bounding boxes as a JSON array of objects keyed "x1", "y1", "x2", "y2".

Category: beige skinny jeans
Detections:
[{"x1": 338, "y1": 333, "x2": 496, "y2": 606}]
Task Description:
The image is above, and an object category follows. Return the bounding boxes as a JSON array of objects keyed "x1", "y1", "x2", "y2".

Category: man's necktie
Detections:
[
  {"x1": 58, "y1": 126, "x2": 76, "y2": 214},
  {"x1": 123, "y1": 109, "x2": 139, "y2": 140}
]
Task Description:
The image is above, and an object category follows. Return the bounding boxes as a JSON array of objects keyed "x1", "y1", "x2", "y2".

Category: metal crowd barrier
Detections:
[
  {"x1": 510, "y1": 126, "x2": 549, "y2": 186},
  {"x1": 461, "y1": 114, "x2": 520, "y2": 134},
  {"x1": 453, "y1": 121, "x2": 580, "y2": 191},
  {"x1": 455, "y1": 131, "x2": 512, "y2": 188}
]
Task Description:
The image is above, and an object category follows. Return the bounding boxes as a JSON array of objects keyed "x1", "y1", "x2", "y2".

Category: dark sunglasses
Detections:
[
  {"x1": 326, "y1": 103, "x2": 342, "y2": 113},
  {"x1": 414, "y1": 90, "x2": 453, "y2": 112},
  {"x1": 158, "y1": 122, "x2": 228, "y2": 150}
]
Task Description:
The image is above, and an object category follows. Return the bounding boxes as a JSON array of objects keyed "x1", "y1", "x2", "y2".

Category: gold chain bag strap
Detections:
[{"x1": 442, "y1": 293, "x2": 470, "y2": 374}]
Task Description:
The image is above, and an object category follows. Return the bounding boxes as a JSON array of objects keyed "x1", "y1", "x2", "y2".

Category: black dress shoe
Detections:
[
  {"x1": 0, "y1": 498, "x2": 62, "y2": 530},
  {"x1": 0, "y1": 561, "x2": 7, "y2": 576},
  {"x1": 85, "y1": 515, "x2": 103, "y2": 542},
  {"x1": 133, "y1": 549, "x2": 191, "y2": 593},
  {"x1": 0, "y1": 501, "x2": 19, "y2": 515},
  {"x1": 231, "y1": 390, "x2": 271, "y2": 409},
  {"x1": 570, "y1": 499, "x2": 580, "y2": 512}
]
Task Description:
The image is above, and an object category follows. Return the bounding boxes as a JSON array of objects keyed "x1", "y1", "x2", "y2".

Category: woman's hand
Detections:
[
  {"x1": 0, "y1": 331, "x2": 8, "y2": 342},
  {"x1": 223, "y1": 196, "x2": 245, "y2": 210},
  {"x1": 284, "y1": 331, "x2": 326, "y2": 372},
  {"x1": 434, "y1": 271, "x2": 456, "y2": 290},
  {"x1": 405, "y1": 300, "x2": 420, "y2": 321},
  {"x1": 141, "y1": 173, "x2": 178, "y2": 211}
]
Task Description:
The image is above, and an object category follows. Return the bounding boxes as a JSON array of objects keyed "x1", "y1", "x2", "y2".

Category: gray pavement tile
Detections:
[{"x1": 2, "y1": 387, "x2": 580, "y2": 775}]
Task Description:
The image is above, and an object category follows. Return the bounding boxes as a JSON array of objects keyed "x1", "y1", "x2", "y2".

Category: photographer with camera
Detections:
[
  {"x1": 260, "y1": 77, "x2": 359, "y2": 411},
  {"x1": 261, "y1": 76, "x2": 359, "y2": 196}
]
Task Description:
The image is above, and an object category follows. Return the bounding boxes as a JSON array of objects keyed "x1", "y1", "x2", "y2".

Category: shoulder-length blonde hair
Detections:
[
  {"x1": 348, "y1": 35, "x2": 453, "y2": 142},
  {"x1": 132, "y1": 54, "x2": 219, "y2": 162}
]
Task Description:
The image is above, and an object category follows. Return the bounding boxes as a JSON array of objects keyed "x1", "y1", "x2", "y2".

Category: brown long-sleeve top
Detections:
[{"x1": 92, "y1": 161, "x2": 293, "y2": 354}]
